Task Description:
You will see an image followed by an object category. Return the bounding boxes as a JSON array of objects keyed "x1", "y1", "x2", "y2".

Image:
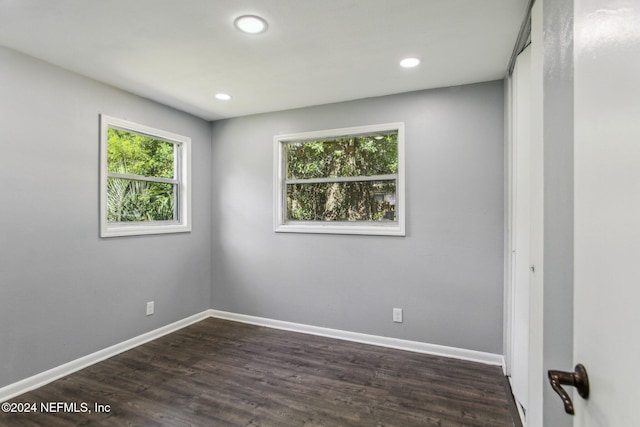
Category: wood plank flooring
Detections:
[{"x1": 1, "y1": 318, "x2": 522, "y2": 426}]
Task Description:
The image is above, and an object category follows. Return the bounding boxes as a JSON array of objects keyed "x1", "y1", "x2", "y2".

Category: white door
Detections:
[
  {"x1": 572, "y1": 1, "x2": 640, "y2": 424},
  {"x1": 509, "y1": 44, "x2": 532, "y2": 415}
]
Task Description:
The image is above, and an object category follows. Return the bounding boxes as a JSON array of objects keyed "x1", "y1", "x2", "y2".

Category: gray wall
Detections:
[
  {"x1": 542, "y1": 0, "x2": 574, "y2": 425},
  {"x1": 0, "y1": 47, "x2": 212, "y2": 388},
  {"x1": 210, "y1": 81, "x2": 505, "y2": 354}
]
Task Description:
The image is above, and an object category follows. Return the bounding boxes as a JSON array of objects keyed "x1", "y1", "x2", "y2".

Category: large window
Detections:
[
  {"x1": 100, "y1": 115, "x2": 191, "y2": 237},
  {"x1": 274, "y1": 123, "x2": 405, "y2": 236}
]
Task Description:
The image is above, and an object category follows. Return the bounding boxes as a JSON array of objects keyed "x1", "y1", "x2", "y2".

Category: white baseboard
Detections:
[
  {"x1": 507, "y1": 376, "x2": 528, "y2": 426},
  {"x1": 208, "y1": 309, "x2": 505, "y2": 367},
  {"x1": 0, "y1": 311, "x2": 210, "y2": 403},
  {"x1": 1, "y1": 309, "x2": 505, "y2": 403}
]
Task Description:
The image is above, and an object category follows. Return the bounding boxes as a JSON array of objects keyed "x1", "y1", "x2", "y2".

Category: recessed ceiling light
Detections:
[
  {"x1": 215, "y1": 93, "x2": 232, "y2": 101},
  {"x1": 234, "y1": 15, "x2": 268, "y2": 34},
  {"x1": 400, "y1": 57, "x2": 421, "y2": 68}
]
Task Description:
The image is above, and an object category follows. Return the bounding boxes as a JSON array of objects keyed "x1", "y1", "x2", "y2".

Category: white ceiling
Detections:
[{"x1": 0, "y1": 0, "x2": 527, "y2": 121}]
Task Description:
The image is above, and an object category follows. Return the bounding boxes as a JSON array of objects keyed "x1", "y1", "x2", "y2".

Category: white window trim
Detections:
[
  {"x1": 273, "y1": 122, "x2": 405, "y2": 236},
  {"x1": 99, "y1": 115, "x2": 192, "y2": 238}
]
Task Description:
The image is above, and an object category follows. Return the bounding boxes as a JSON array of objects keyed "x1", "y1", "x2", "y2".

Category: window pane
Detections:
[
  {"x1": 286, "y1": 180, "x2": 396, "y2": 222},
  {"x1": 107, "y1": 128, "x2": 175, "y2": 179},
  {"x1": 286, "y1": 133, "x2": 398, "y2": 179},
  {"x1": 107, "y1": 178, "x2": 175, "y2": 222}
]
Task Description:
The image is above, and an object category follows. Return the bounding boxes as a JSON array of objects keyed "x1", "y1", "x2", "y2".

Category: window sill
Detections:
[
  {"x1": 101, "y1": 222, "x2": 191, "y2": 238},
  {"x1": 275, "y1": 221, "x2": 405, "y2": 236}
]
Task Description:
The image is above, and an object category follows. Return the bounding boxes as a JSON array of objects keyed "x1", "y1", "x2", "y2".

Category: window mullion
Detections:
[
  {"x1": 107, "y1": 172, "x2": 178, "y2": 185},
  {"x1": 285, "y1": 174, "x2": 397, "y2": 185}
]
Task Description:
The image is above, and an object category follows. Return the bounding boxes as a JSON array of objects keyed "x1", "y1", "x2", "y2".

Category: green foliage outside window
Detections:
[
  {"x1": 285, "y1": 133, "x2": 398, "y2": 222},
  {"x1": 107, "y1": 129, "x2": 176, "y2": 222}
]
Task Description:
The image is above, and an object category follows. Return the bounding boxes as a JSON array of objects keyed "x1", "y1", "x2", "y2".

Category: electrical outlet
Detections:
[
  {"x1": 393, "y1": 308, "x2": 403, "y2": 323},
  {"x1": 146, "y1": 301, "x2": 154, "y2": 316}
]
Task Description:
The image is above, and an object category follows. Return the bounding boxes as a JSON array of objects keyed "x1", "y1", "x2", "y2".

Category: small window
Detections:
[
  {"x1": 100, "y1": 115, "x2": 191, "y2": 237},
  {"x1": 274, "y1": 123, "x2": 405, "y2": 236}
]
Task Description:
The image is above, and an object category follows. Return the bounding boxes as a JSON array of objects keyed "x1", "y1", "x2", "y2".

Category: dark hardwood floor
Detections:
[{"x1": 1, "y1": 318, "x2": 522, "y2": 426}]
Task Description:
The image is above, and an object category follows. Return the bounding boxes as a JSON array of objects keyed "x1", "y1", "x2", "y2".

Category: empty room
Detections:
[{"x1": 1, "y1": 1, "x2": 638, "y2": 426}]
